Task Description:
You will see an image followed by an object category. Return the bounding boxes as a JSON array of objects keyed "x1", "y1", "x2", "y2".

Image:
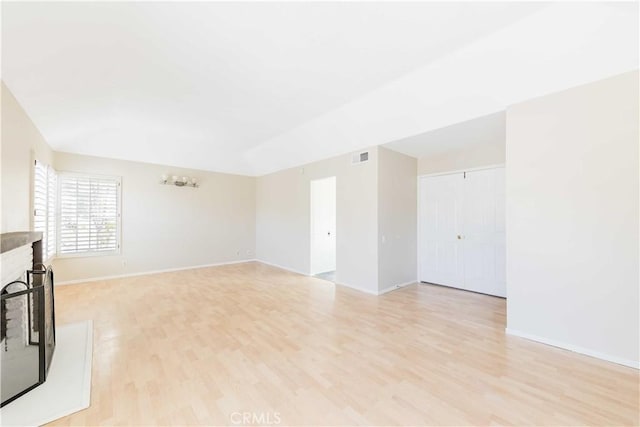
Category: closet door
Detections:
[
  {"x1": 462, "y1": 167, "x2": 506, "y2": 297},
  {"x1": 419, "y1": 173, "x2": 464, "y2": 288}
]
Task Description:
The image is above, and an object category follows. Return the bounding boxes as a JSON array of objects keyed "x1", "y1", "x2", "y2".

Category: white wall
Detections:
[
  {"x1": 417, "y1": 140, "x2": 505, "y2": 175},
  {"x1": 256, "y1": 148, "x2": 379, "y2": 294},
  {"x1": 378, "y1": 147, "x2": 417, "y2": 293},
  {"x1": 256, "y1": 146, "x2": 419, "y2": 295},
  {"x1": 1, "y1": 82, "x2": 54, "y2": 233},
  {"x1": 506, "y1": 70, "x2": 639, "y2": 368},
  {"x1": 53, "y1": 152, "x2": 256, "y2": 283}
]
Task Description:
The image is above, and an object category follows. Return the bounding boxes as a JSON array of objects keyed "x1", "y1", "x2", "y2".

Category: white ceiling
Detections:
[
  {"x1": 2, "y1": 2, "x2": 638, "y2": 176},
  {"x1": 384, "y1": 112, "x2": 505, "y2": 159}
]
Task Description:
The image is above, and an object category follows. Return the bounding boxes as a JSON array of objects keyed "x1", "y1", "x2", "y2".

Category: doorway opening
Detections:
[{"x1": 310, "y1": 176, "x2": 336, "y2": 282}]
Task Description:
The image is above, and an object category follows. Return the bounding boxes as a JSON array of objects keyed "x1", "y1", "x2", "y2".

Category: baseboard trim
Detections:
[
  {"x1": 254, "y1": 260, "x2": 382, "y2": 295},
  {"x1": 505, "y1": 328, "x2": 639, "y2": 369},
  {"x1": 254, "y1": 259, "x2": 309, "y2": 276},
  {"x1": 378, "y1": 280, "x2": 417, "y2": 295},
  {"x1": 336, "y1": 282, "x2": 378, "y2": 296},
  {"x1": 56, "y1": 259, "x2": 257, "y2": 286},
  {"x1": 57, "y1": 258, "x2": 410, "y2": 299}
]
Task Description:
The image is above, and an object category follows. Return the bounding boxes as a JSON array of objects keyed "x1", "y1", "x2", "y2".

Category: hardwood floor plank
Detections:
[{"x1": 47, "y1": 261, "x2": 639, "y2": 426}]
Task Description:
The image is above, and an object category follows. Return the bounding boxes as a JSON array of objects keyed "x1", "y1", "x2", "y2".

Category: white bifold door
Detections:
[{"x1": 419, "y1": 167, "x2": 505, "y2": 297}]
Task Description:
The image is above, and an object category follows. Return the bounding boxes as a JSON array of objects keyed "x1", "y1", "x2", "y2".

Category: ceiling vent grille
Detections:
[{"x1": 352, "y1": 151, "x2": 369, "y2": 165}]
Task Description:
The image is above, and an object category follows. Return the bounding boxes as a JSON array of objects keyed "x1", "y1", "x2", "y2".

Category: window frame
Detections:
[
  {"x1": 32, "y1": 160, "x2": 57, "y2": 262},
  {"x1": 56, "y1": 171, "x2": 122, "y2": 259}
]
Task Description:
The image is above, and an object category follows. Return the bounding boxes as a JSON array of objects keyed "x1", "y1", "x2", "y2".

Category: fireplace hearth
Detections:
[{"x1": 0, "y1": 232, "x2": 56, "y2": 407}]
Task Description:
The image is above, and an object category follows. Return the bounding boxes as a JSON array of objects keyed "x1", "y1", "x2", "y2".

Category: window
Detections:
[
  {"x1": 58, "y1": 173, "x2": 121, "y2": 256},
  {"x1": 33, "y1": 160, "x2": 57, "y2": 261}
]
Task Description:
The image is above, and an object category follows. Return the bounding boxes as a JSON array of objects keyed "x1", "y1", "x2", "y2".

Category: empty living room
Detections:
[{"x1": 0, "y1": 1, "x2": 638, "y2": 426}]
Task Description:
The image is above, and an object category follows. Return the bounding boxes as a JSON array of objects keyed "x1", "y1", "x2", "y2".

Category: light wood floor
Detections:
[{"x1": 49, "y1": 262, "x2": 638, "y2": 426}]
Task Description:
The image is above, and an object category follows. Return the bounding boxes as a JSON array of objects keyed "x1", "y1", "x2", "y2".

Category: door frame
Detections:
[{"x1": 417, "y1": 164, "x2": 505, "y2": 284}]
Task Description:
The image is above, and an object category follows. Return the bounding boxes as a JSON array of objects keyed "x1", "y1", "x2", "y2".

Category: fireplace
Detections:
[{"x1": 0, "y1": 232, "x2": 56, "y2": 407}]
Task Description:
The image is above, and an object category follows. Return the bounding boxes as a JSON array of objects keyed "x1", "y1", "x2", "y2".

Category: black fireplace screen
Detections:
[{"x1": 1, "y1": 265, "x2": 56, "y2": 407}]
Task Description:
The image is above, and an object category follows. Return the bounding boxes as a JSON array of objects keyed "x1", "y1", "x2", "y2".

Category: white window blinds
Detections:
[
  {"x1": 58, "y1": 174, "x2": 121, "y2": 255},
  {"x1": 33, "y1": 160, "x2": 57, "y2": 261}
]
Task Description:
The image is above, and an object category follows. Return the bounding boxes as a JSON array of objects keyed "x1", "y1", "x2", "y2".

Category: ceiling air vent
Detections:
[{"x1": 352, "y1": 151, "x2": 369, "y2": 165}]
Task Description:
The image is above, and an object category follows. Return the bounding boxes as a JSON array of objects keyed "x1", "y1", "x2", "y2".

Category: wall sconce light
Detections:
[{"x1": 161, "y1": 174, "x2": 199, "y2": 188}]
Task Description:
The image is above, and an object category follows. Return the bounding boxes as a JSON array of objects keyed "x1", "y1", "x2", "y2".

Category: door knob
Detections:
[{"x1": 457, "y1": 235, "x2": 462, "y2": 240}]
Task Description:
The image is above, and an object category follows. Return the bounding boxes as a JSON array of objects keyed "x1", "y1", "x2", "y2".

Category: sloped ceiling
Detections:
[
  {"x1": 384, "y1": 112, "x2": 505, "y2": 159},
  {"x1": 2, "y1": 2, "x2": 637, "y2": 176}
]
